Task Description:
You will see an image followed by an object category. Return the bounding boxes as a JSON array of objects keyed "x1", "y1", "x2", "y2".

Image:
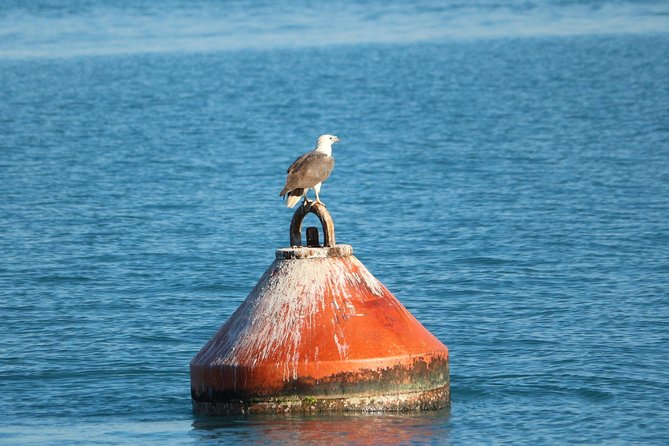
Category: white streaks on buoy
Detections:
[{"x1": 197, "y1": 254, "x2": 390, "y2": 381}]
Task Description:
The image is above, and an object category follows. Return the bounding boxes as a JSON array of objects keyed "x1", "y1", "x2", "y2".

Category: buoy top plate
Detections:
[{"x1": 275, "y1": 244, "x2": 353, "y2": 259}]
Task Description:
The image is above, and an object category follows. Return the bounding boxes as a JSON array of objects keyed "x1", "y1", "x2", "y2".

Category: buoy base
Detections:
[
  {"x1": 192, "y1": 386, "x2": 450, "y2": 415},
  {"x1": 192, "y1": 355, "x2": 449, "y2": 415},
  {"x1": 192, "y1": 356, "x2": 449, "y2": 415}
]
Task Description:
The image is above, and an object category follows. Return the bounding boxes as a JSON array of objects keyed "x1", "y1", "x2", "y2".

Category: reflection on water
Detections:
[{"x1": 191, "y1": 410, "x2": 451, "y2": 445}]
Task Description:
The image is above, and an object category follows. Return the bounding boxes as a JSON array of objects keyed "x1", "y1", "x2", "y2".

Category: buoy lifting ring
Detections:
[
  {"x1": 277, "y1": 202, "x2": 352, "y2": 259},
  {"x1": 289, "y1": 202, "x2": 336, "y2": 247}
]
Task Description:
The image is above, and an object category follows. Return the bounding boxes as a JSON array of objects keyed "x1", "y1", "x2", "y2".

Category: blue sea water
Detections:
[{"x1": 1, "y1": 0, "x2": 669, "y2": 444}]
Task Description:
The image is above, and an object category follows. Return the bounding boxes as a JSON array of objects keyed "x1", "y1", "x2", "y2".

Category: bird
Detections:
[{"x1": 280, "y1": 134, "x2": 340, "y2": 208}]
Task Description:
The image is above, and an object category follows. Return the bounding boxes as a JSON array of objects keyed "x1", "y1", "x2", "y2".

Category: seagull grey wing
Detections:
[
  {"x1": 285, "y1": 152, "x2": 334, "y2": 190},
  {"x1": 286, "y1": 152, "x2": 312, "y2": 174}
]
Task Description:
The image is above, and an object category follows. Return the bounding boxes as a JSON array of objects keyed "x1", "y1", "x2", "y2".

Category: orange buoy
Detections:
[{"x1": 190, "y1": 203, "x2": 449, "y2": 414}]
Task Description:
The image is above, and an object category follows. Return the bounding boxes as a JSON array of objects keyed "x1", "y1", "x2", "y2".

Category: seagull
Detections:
[{"x1": 280, "y1": 134, "x2": 340, "y2": 208}]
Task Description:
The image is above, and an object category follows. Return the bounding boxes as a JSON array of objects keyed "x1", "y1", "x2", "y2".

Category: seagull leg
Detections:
[
  {"x1": 314, "y1": 189, "x2": 324, "y2": 206},
  {"x1": 313, "y1": 183, "x2": 324, "y2": 206},
  {"x1": 302, "y1": 190, "x2": 312, "y2": 207}
]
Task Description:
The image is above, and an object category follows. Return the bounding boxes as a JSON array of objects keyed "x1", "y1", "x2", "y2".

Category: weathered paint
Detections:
[
  {"x1": 190, "y1": 247, "x2": 450, "y2": 413},
  {"x1": 193, "y1": 383, "x2": 450, "y2": 415}
]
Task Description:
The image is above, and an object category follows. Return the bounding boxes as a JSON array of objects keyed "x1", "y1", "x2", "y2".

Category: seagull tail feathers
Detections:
[
  {"x1": 284, "y1": 188, "x2": 305, "y2": 208},
  {"x1": 286, "y1": 194, "x2": 302, "y2": 208}
]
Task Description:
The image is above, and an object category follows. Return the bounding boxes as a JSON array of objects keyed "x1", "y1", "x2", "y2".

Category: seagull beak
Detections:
[{"x1": 334, "y1": 136, "x2": 340, "y2": 143}]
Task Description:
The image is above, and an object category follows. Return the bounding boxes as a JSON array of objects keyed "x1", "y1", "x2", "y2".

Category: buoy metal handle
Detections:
[{"x1": 290, "y1": 202, "x2": 336, "y2": 247}]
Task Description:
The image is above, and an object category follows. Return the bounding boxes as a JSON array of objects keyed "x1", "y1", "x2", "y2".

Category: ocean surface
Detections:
[{"x1": 1, "y1": 0, "x2": 669, "y2": 444}]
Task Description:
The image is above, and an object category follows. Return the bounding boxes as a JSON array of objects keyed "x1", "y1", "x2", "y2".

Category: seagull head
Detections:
[{"x1": 316, "y1": 134, "x2": 340, "y2": 151}]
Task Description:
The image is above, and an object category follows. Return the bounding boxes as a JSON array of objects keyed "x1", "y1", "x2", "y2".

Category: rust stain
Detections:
[
  {"x1": 193, "y1": 386, "x2": 450, "y2": 415},
  {"x1": 193, "y1": 357, "x2": 449, "y2": 415}
]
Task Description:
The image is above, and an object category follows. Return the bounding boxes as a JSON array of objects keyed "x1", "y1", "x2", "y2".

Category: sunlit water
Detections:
[{"x1": 1, "y1": 1, "x2": 669, "y2": 444}]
